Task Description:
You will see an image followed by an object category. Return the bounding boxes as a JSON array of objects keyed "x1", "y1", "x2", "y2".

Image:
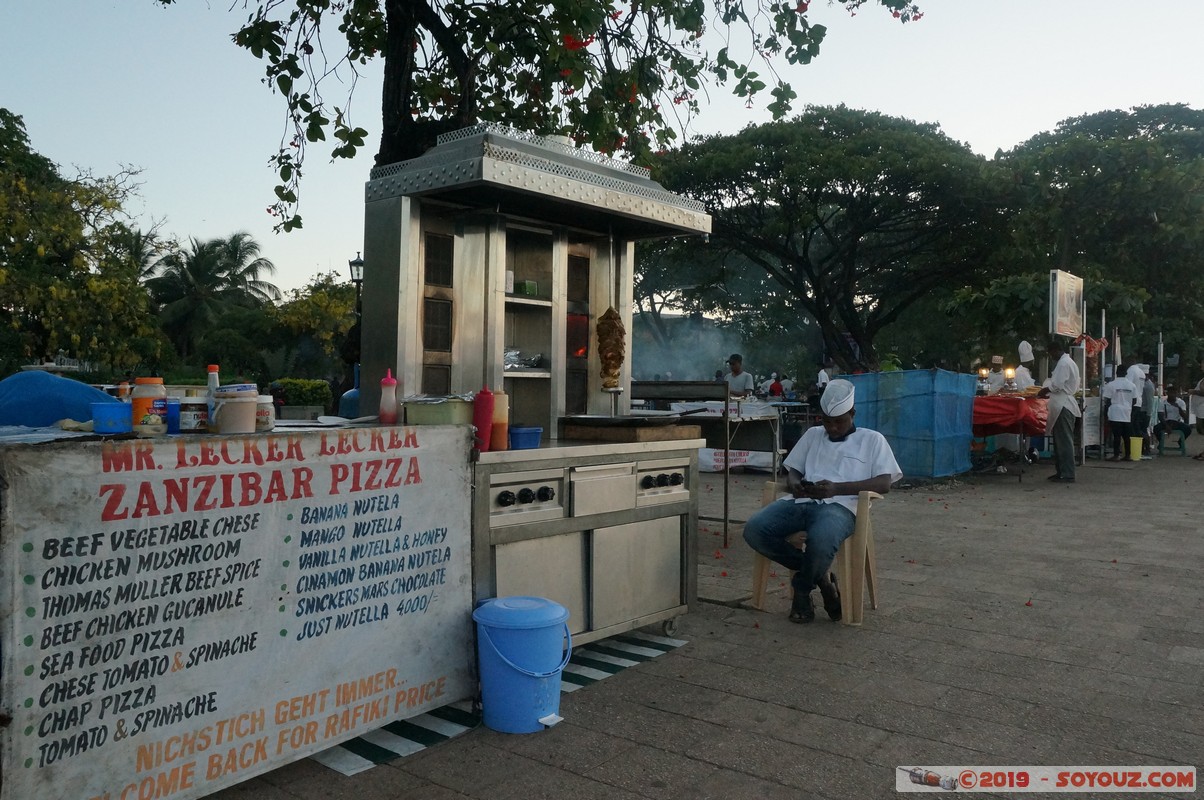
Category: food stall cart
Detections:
[
  {"x1": 359, "y1": 124, "x2": 711, "y2": 645},
  {"x1": 0, "y1": 125, "x2": 710, "y2": 800}
]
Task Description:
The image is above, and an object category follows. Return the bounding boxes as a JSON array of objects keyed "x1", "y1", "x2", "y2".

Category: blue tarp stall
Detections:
[
  {"x1": 0, "y1": 370, "x2": 118, "y2": 427},
  {"x1": 846, "y1": 369, "x2": 974, "y2": 478}
]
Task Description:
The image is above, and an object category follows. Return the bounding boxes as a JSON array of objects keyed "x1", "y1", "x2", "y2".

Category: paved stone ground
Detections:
[{"x1": 215, "y1": 454, "x2": 1204, "y2": 799}]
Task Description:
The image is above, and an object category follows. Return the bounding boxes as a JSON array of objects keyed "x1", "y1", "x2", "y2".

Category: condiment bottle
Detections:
[
  {"x1": 472, "y1": 386, "x2": 494, "y2": 451},
  {"x1": 489, "y1": 387, "x2": 509, "y2": 451},
  {"x1": 206, "y1": 364, "x2": 220, "y2": 432},
  {"x1": 379, "y1": 369, "x2": 399, "y2": 424},
  {"x1": 131, "y1": 377, "x2": 168, "y2": 432}
]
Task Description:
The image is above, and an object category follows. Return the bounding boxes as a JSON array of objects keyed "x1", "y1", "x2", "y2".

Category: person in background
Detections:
[
  {"x1": 742, "y1": 380, "x2": 901, "y2": 624},
  {"x1": 1125, "y1": 363, "x2": 1150, "y2": 454},
  {"x1": 1191, "y1": 361, "x2": 1204, "y2": 460},
  {"x1": 1015, "y1": 341, "x2": 1036, "y2": 391},
  {"x1": 779, "y1": 374, "x2": 795, "y2": 393},
  {"x1": 1158, "y1": 385, "x2": 1191, "y2": 443},
  {"x1": 1101, "y1": 364, "x2": 1137, "y2": 461},
  {"x1": 713, "y1": 369, "x2": 725, "y2": 383},
  {"x1": 1140, "y1": 366, "x2": 1156, "y2": 456},
  {"x1": 986, "y1": 355, "x2": 1005, "y2": 394},
  {"x1": 724, "y1": 354, "x2": 754, "y2": 398},
  {"x1": 759, "y1": 372, "x2": 779, "y2": 395},
  {"x1": 768, "y1": 374, "x2": 784, "y2": 397},
  {"x1": 1037, "y1": 340, "x2": 1081, "y2": 483},
  {"x1": 817, "y1": 358, "x2": 837, "y2": 389}
]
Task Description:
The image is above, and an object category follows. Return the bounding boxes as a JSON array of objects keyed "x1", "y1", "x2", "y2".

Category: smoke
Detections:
[{"x1": 631, "y1": 316, "x2": 745, "y2": 381}]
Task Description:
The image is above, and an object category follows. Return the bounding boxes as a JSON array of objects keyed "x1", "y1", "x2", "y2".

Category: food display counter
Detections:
[{"x1": 472, "y1": 438, "x2": 702, "y2": 644}]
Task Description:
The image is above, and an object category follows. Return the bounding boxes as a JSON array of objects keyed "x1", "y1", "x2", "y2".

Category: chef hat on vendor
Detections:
[
  {"x1": 1018, "y1": 340, "x2": 1034, "y2": 363},
  {"x1": 820, "y1": 379, "x2": 855, "y2": 416}
]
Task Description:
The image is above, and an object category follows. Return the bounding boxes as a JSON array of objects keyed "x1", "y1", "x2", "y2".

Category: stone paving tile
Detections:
[
  {"x1": 865, "y1": 731, "x2": 992, "y2": 770},
  {"x1": 484, "y1": 763, "x2": 649, "y2": 800},
  {"x1": 558, "y1": 692, "x2": 728, "y2": 754},
  {"x1": 582, "y1": 745, "x2": 720, "y2": 798},
  {"x1": 399, "y1": 739, "x2": 544, "y2": 796},
  {"x1": 481, "y1": 720, "x2": 638, "y2": 775},
  {"x1": 694, "y1": 694, "x2": 892, "y2": 759},
  {"x1": 208, "y1": 776, "x2": 302, "y2": 800},
  {"x1": 690, "y1": 768, "x2": 836, "y2": 800}
]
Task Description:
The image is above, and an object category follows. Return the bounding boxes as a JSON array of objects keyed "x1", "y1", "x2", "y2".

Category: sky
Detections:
[{"x1": 4, "y1": 1, "x2": 1204, "y2": 294}]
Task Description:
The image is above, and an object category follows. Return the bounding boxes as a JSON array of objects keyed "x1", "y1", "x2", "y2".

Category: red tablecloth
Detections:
[{"x1": 972, "y1": 396, "x2": 1048, "y2": 437}]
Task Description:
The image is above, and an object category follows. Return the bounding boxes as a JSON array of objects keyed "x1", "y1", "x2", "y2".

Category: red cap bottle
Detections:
[{"x1": 472, "y1": 387, "x2": 495, "y2": 451}]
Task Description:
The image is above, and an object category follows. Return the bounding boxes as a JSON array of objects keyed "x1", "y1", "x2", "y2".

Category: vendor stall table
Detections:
[
  {"x1": 972, "y1": 395, "x2": 1048, "y2": 437},
  {"x1": 971, "y1": 395, "x2": 1048, "y2": 480}
]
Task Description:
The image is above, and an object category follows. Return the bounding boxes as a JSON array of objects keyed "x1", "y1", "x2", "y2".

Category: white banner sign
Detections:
[{"x1": 0, "y1": 426, "x2": 474, "y2": 800}]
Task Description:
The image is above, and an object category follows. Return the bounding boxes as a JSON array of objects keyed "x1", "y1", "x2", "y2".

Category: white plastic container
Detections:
[
  {"x1": 212, "y1": 384, "x2": 258, "y2": 434},
  {"x1": 256, "y1": 395, "x2": 276, "y2": 432}
]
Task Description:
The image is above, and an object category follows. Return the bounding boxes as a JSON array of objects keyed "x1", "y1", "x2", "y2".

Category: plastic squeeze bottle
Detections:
[
  {"x1": 489, "y1": 387, "x2": 509, "y2": 451},
  {"x1": 206, "y1": 364, "x2": 220, "y2": 432},
  {"x1": 379, "y1": 369, "x2": 399, "y2": 424},
  {"x1": 472, "y1": 386, "x2": 494, "y2": 451}
]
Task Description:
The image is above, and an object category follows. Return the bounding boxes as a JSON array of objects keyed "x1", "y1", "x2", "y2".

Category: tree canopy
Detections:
[
  {"x1": 155, "y1": 0, "x2": 921, "y2": 231},
  {"x1": 651, "y1": 105, "x2": 1007, "y2": 370},
  {"x1": 0, "y1": 108, "x2": 163, "y2": 373}
]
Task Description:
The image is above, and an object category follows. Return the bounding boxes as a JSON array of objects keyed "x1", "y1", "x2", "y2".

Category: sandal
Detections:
[
  {"x1": 788, "y1": 591, "x2": 815, "y2": 623},
  {"x1": 818, "y1": 572, "x2": 842, "y2": 621}
]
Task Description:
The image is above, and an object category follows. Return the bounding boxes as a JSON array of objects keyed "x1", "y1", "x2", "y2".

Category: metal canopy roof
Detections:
[{"x1": 366, "y1": 124, "x2": 711, "y2": 239}]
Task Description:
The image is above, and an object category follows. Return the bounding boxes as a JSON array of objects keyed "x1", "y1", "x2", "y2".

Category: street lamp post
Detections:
[
  {"x1": 340, "y1": 252, "x2": 366, "y2": 418},
  {"x1": 348, "y1": 251, "x2": 364, "y2": 317}
]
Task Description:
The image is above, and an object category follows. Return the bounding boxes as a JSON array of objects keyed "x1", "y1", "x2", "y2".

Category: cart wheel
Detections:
[{"x1": 661, "y1": 619, "x2": 679, "y2": 637}]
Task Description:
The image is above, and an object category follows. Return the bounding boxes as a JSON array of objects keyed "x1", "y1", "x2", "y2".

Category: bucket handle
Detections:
[{"x1": 479, "y1": 623, "x2": 572, "y2": 678}]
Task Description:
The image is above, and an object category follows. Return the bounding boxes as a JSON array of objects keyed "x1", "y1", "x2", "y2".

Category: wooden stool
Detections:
[{"x1": 749, "y1": 481, "x2": 881, "y2": 626}]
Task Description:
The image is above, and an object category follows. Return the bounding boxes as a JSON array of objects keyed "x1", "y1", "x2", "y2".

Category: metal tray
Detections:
[{"x1": 562, "y1": 415, "x2": 682, "y2": 428}]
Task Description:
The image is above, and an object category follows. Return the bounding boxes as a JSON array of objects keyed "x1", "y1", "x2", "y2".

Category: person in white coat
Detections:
[
  {"x1": 1014, "y1": 341, "x2": 1036, "y2": 392},
  {"x1": 1038, "y1": 340, "x2": 1081, "y2": 482}
]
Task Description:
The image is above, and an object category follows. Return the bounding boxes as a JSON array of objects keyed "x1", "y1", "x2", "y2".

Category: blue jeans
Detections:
[{"x1": 743, "y1": 500, "x2": 856, "y2": 594}]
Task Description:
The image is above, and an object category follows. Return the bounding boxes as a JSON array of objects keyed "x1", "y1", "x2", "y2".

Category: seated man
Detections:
[
  {"x1": 743, "y1": 380, "x2": 901, "y2": 623},
  {"x1": 1159, "y1": 385, "x2": 1191, "y2": 442}
]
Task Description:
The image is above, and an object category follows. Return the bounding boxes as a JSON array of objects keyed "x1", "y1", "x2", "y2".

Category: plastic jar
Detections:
[
  {"x1": 212, "y1": 384, "x2": 258, "y2": 434},
  {"x1": 179, "y1": 398, "x2": 209, "y2": 433},
  {"x1": 131, "y1": 377, "x2": 168, "y2": 433},
  {"x1": 256, "y1": 395, "x2": 276, "y2": 432}
]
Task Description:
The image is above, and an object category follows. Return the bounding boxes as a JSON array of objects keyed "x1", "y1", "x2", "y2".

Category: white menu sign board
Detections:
[{"x1": 0, "y1": 426, "x2": 474, "y2": 800}]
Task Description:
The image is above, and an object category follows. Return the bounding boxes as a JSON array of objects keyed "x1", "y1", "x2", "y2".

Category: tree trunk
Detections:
[{"x1": 378, "y1": 0, "x2": 478, "y2": 166}]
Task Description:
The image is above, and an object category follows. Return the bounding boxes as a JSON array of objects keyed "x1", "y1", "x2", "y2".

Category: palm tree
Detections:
[{"x1": 146, "y1": 232, "x2": 281, "y2": 360}]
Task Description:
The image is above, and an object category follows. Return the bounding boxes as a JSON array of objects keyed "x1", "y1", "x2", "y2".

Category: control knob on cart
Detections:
[
  {"x1": 655, "y1": 473, "x2": 671, "y2": 487},
  {"x1": 497, "y1": 490, "x2": 517, "y2": 507},
  {"x1": 669, "y1": 472, "x2": 684, "y2": 486},
  {"x1": 640, "y1": 475, "x2": 657, "y2": 490},
  {"x1": 517, "y1": 488, "x2": 536, "y2": 504},
  {"x1": 536, "y1": 486, "x2": 556, "y2": 502}
]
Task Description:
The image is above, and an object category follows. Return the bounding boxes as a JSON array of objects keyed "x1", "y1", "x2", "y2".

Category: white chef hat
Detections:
[
  {"x1": 1018, "y1": 341, "x2": 1034, "y2": 362},
  {"x1": 820, "y1": 379, "x2": 855, "y2": 416}
]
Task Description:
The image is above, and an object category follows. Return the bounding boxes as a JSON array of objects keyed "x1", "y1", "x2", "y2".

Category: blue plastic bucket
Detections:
[{"x1": 472, "y1": 596, "x2": 570, "y2": 734}]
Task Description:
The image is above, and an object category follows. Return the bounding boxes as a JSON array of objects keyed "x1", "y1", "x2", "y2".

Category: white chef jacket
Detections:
[
  {"x1": 1043, "y1": 352, "x2": 1081, "y2": 435},
  {"x1": 1014, "y1": 365, "x2": 1035, "y2": 392},
  {"x1": 782, "y1": 426, "x2": 902, "y2": 516},
  {"x1": 1102, "y1": 377, "x2": 1136, "y2": 423}
]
